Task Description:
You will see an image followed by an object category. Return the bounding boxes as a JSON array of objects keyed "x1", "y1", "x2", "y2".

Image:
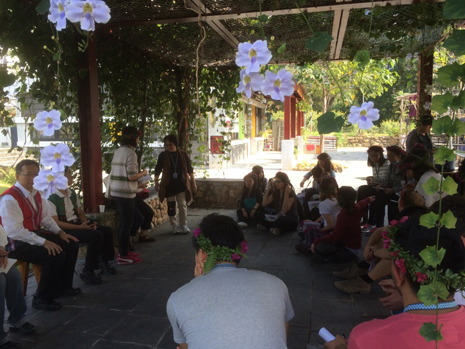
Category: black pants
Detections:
[
  {"x1": 135, "y1": 196, "x2": 154, "y2": 231},
  {"x1": 113, "y1": 197, "x2": 144, "y2": 256},
  {"x1": 371, "y1": 191, "x2": 399, "y2": 227},
  {"x1": 256, "y1": 210, "x2": 298, "y2": 233},
  {"x1": 302, "y1": 188, "x2": 318, "y2": 219},
  {"x1": 357, "y1": 185, "x2": 378, "y2": 225},
  {"x1": 7, "y1": 232, "x2": 79, "y2": 300},
  {"x1": 65, "y1": 224, "x2": 115, "y2": 271},
  {"x1": 314, "y1": 242, "x2": 356, "y2": 263},
  {"x1": 236, "y1": 209, "x2": 260, "y2": 225}
]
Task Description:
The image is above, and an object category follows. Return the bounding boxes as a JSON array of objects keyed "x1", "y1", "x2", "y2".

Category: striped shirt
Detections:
[
  {"x1": 108, "y1": 146, "x2": 139, "y2": 198},
  {"x1": 372, "y1": 161, "x2": 390, "y2": 184}
]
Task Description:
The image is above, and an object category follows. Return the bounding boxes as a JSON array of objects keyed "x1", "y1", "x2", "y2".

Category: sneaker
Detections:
[
  {"x1": 271, "y1": 228, "x2": 281, "y2": 236},
  {"x1": 117, "y1": 253, "x2": 142, "y2": 265},
  {"x1": 237, "y1": 221, "x2": 248, "y2": 229},
  {"x1": 79, "y1": 268, "x2": 103, "y2": 285},
  {"x1": 172, "y1": 225, "x2": 180, "y2": 235},
  {"x1": 361, "y1": 224, "x2": 376, "y2": 233},
  {"x1": 332, "y1": 264, "x2": 367, "y2": 279},
  {"x1": 9, "y1": 322, "x2": 36, "y2": 335},
  {"x1": 31, "y1": 297, "x2": 62, "y2": 311},
  {"x1": 334, "y1": 275, "x2": 371, "y2": 294},
  {"x1": 128, "y1": 251, "x2": 140, "y2": 257},
  {"x1": 180, "y1": 225, "x2": 190, "y2": 234},
  {"x1": 295, "y1": 242, "x2": 309, "y2": 255},
  {"x1": 256, "y1": 224, "x2": 267, "y2": 231}
]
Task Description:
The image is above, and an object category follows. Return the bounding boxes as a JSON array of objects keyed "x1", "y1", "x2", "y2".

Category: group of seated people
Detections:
[{"x1": 0, "y1": 159, "x2": 156, "y2": 348}]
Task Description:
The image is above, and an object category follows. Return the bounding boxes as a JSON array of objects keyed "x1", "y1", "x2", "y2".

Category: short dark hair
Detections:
[
  {"x1": 397, "y1": 217, "x2": 465, "y2": 293},
  {"x1": 311, "y1": 166, "x2": 324, "y2": 178},
  {"x1": 163, "y1": 134, "x2": 178, "y2": 147},
  {"x1": 192, "y1": 214, "x2": 245, "y2": 263},
  {"x1": 120, "y1": 126, "x2": 140, "y2": 147},
  {"x1": 15, "y1": 160, "x2": 39, "y2": 174},
  {"x1": 337, "y1": 186, "x2": 357, "y2": 212}
]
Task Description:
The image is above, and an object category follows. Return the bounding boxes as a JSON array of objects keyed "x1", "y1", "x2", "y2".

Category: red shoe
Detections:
[
  {"x1": 128, "y1": 251, "x2": 140, "y2": 257},
  {"x1": 117, "y1": 253, "x2": 142, "y2": 265}
]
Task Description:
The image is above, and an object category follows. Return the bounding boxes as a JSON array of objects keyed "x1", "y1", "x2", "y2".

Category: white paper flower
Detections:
[
  {"x1": 40, "y1": 144, "x2": 75, "y2": 172},
  {"x1": 236, "y1": 69, "x2": 264, "y2": 98},
  {"x1": 34, "y1": 110, "x2": 62, "y2": 136},
  {"x1": 348, "y1": 101, "x2": 380, "y2": 130},
  {"x1": 261, "y1": 68, "x2": 295, "y2": 102},
  {"x1": 66, "y1": 0, "x2": 111, "y2": 31},
  {"x1": 48, "y1": 0, "x2": 69, "y2": 31},
  {"x1": 235, "y1": 40, "x2": 272, "y2": 74},
  {"x1": 33, "y1": 169, "x2": 68, "y2": 199}
]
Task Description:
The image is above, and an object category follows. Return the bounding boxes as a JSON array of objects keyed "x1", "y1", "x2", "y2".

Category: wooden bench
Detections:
[{"x1": 14, "y1": 261, "x2": 42, "y2": 296}]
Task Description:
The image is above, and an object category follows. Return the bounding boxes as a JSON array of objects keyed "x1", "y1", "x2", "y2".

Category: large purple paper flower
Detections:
[
  {"x1": 235, "y1": 40, "x2": 272, "y2": 74},
  {"x1": 33, "y1": 110, "x2": 62, "y2": 137},
  {"x1": 48, "y1": 0, "x2": 68, "y2": 31},
  {"x1": 236, "y1": 69, "x2": 264, "y2": 98},
  {"x1": 33, "y1": 169, "x2": 68, "y2": 199},
  {"x1": 66, "y1": 0, "x2": 111, "y2": 31},
  {"x1": 40, "y1": 144, "x2": 75, "y2": 172},
  {"x1": 261, "y1": 69, "x2": 295, "y2": 102},
  {"x1": 348, "y1": 102, "x2": 380, "y2": 130}
]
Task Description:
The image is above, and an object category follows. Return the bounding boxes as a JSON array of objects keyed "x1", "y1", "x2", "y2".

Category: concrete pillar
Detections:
[
  {"x1": 281, "y1": 139, "x2": 294, "y2": 170},
  {"x1": 290, "y1": 97, "x2": 296, "y2": 138},
  {"x1": 284, "y1": 96, "x2": 291, "y2": 140}
]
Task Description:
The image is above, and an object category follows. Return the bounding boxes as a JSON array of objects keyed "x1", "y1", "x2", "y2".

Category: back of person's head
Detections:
[
  {"x1": 386, "y1": 145, "x2": 405, "y2": 160},
  {"x1": 409, "y1": 143, "x2": 430, "y2": 160},
  {"x1": 311, "y1": 166, "x2": 324, "y2": 178},
  {"x1": 120, "y1": 126, "x2": 141, "y2": 147},
  {"x1": 418, "y1": 114, "x2": 433, "y2": 127},
  {"x1": 15, "y1": 159, "x2": 39, "y2": 174},
  {"x1": 399, "y1": 189, "x2": 425, "y2": 210},
  {"x1": 337, "y1": 186, "x2": 356, "y2": 212},
  {"x1": 430, "y1": 194, "x2": 465, "y2": 237},
  {"x1": 319, "y1": 176, "x2": 338, "y2": 201},
  {"x1": 192, "y1": 214, "x2": 246, "y2": 264},
  {"x1": 399, "y1": 154, "x2": 436, "y2": 183},
  {"x1": 367, "y1": 145, "x2": 386, "y2": 167},
  {"x1": 163, "y1": 134, "x2": 178, "y2": 147},
  {"x1": 394, "y1": 217, "x2": 465, "y2": 295},
  {"x1": 275, "y1": 171, "x2": 293, "y2": 188},
  {"x1": 317, "y1": 152, "x2": 335, "y2": 172}
]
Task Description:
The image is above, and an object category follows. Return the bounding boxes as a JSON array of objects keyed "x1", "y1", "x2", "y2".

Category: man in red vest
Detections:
[{"x1": 0, "y1": 160, "x2": 80, "y2": 311}]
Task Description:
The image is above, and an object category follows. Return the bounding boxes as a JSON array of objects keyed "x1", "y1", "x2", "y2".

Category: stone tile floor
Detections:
[{"x1": 11, "y1": 207, "x2": 390, "y2": 348}]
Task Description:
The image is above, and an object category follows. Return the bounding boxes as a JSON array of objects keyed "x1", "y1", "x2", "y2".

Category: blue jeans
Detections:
[
  {"x1": 113, "y1": 197, "x2": 143, "y2": 256},
  {"x1": 0, "y1": 267, "x2": 27, "y2": 345}
]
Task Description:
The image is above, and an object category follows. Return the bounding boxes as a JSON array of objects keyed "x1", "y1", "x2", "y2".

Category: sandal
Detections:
[{"x1": 138, "y1": 234, "x2": 155, "y2": 243}]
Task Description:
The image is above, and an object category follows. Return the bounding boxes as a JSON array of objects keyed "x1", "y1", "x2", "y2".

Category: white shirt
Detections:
[
  {"x1": 0, "y1": 225, "x2": 8, "y2": 248},
  {"x1": 0, "y1": 182, "x2": 61, "y2": 246},
  {"x1": 47, "y1": 189, "x2": 82, "y2": 222}
]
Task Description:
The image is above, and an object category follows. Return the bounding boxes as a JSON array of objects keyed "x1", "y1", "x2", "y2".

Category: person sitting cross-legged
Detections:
[
  {"x1": 325, "y1": 216, "x2": 465, "y2": 349},
  {"x1": 0, "y1": 160, "x2": 80, "y2": 311},
  {"x1": 47, "y1": 167, "x2": 117, "y2": 284},
  {"x1": 166, "y1": 214, "x2": 294, "y2": 349},
  {"x1": 0, "y1": 226, "x2": 36, "y2": 349}
]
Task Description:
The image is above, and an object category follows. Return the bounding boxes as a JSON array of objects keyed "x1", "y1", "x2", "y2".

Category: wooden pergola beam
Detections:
[{"x1": 103, "y1": 0, "x2": 444, "y2": 29}]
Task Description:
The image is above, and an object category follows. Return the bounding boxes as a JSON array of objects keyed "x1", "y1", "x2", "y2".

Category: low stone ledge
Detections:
[{"x1": 192, "y1": 178, "x2": 243, "y2": 209}]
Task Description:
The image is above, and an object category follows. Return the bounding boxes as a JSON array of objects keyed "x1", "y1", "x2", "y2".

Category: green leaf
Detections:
[
  {"x1": 442, "y1": 177, "x2": 458, "y2": 196},
  {"x1": 0, "y1": 68, "x2": 15, "y2": 88},
  {"x1": 422, "y1": 176, "x2": 440, "y2": 195},
  {"x1": 436, "y1": 63, "x2": 465, "y2": 88},
  {"x1": 354, "y1": 50, "x2": 370, "y2": 70},
  {"x1": 419, "y1": 322, "x2": 443, "y2": 342},
  {"x1": 258, "y1": 14, "x2": 269, "y2": 23},
  {"x1": 52, "y1": 52, "x2": 61, "y2": 61},
  {"x1": 440, "y1": 209, "x2": 457, "y2": 229},
  {"x1": 305, "y1": 31, "x2": 333, "y2": 53},
  {"x1": 436, "y1": 280, "x2": 450, "y2": 301},
  {"x1": 277, "y1": 43, "x2": 286, "y2": 54},
  {"x1": 443, "y1": 0, "x2": 465, "y2": 19},
  {"x1": 417, "y1": 284, "x2": 438, "y2": 306},
  {"x1": 419, "y1": 212, "x2": 439, "y2": 229},
  {"x1": 434, "y1": 146, "x2": 456, "y2": 163},
  {"x1": 432, "y1": 117, "x2": 453, "y2": 136},
  {"x1": 444, "y1": 30, "x2": 465, "y2": 57},
  {"x1": 431, "y1": 92, "x2": 454, "y2": 114},
  {"x1": 35, "y1": 0, "x2": 50, "y2": 15},
  {"x1": 420, "y1": 246, "x2": 445, "y2": 268},
  {"x1": 451, "y1": 91, "x2": 465, "y2": 111},
  {"x1": 317, "y1": 112, "x2": 344, "y2": 134},
  {"x1": 447, "y1": 117, "x2": 465, "y2": 136}
]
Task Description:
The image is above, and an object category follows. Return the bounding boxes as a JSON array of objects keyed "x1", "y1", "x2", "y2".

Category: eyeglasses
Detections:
[{"x1": 19, "y1": 172, "x2": 39, "y2": 177}]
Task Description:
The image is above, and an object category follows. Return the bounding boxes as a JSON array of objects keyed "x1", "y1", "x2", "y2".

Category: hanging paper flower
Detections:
[
  {"x1": 236, "y1": 69, "x2": 264, "y2": 98},
  {"x1": 66, "y1": 0, "x2": 111, "y2": 31},
  {"x1": 414, "y1": 272, "x2": 428, "y2": 283},
  {"x1": 48, "y1": 0, "x2": 69, "y2": 31},
  {"x1": 348, "y1": 101, "x2": 379, "y2": 130},
  {"x1": 235, "y1": 40, "x2": 272, "y2": 74},
  {"x1": 261, "y1": 68, "x2": 294, "y2": 102},
  {"x1": 394, "y1": 258, "x2": 407, "y2": 275},
  {"x1": 40, "y1": 144, "x2": 75, "y2": 172},
  {"x1": 33, "y1": 169, "x2": 68, "y2": 199},
  {"x1": 34, "y1": 110, "x2": 62, "y2": 137}
]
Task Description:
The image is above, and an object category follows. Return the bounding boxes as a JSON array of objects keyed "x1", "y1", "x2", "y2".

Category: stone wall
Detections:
[
  {"x1": 192, "y1": 178, "x2": 243, "y2": 208},
  {"x1": 344, "y1": 135, "x2": 401, "y2": 148}
]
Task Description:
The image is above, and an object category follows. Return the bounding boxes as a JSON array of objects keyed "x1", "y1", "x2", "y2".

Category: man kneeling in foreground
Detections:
[
  {"x1": 325, "y1": 216, "x2": 465, "y2": 349},
  {"x1": 166, "y1": 213, "x2": 294, "y2": 349}
]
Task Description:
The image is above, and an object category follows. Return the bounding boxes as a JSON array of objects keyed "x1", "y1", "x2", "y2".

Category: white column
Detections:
[{"x1": 281, "y1": 139, "x2": 294, "y2": 170}]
